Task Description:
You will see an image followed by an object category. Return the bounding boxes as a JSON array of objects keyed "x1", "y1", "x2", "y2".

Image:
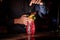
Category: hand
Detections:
[
  {"x1": 29, "y1": 0, "x2": 43, "y2": 6},
  {"x1": 14, "y1": 15, "x2": 33, "y2": 25},
  {"x1": 14, "y1": 15, "x2": 28, "y2": 25}
]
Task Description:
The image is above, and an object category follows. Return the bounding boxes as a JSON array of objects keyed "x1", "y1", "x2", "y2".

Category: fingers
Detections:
[
  {"x1": 21, "y1": 15, "x2": 28, "y2": 17},
  {"x1": 14, "y1": 15, "x2": 34, "y2": 25},
  {"x1": 29, "y1": 0, "x2": 34, "y2": 6},
  {"x1": 35, "y1": 0, "x2": 39, "y2": 4},
  {"x1": 14, "y1": 15, "x2": 28, "y2": 25},
  {"x1": 21, "y1": 15, "x2": 33, "y2": 25},
  {"x1": 20, "y1": 15, "x2": 28, "y2": 25},
  {"x1": 29, "y1": 0, "x2": 42, "y2": 6},
  {"x1": 29, "y1": 0, "x2": 36, "y2": 6}
]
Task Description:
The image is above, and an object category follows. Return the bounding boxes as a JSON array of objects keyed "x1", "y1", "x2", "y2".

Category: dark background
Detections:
[
  {"x1": 0, "y1": 0, "x2": 59, "y2": 40},
  {"x1": 0, "y1": 0, "x2": 59, "y2": 33}
]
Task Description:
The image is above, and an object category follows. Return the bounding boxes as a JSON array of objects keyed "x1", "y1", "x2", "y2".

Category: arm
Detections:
[
  {"x1": 37, "y1": 3, "x2": 48, "y2": 17},
  {"x1": 29, "y1": 0, "x2": 48, "y2": 17},
  {"x1": 39, "y1": 2, "x2": 48, "y2": 15}
]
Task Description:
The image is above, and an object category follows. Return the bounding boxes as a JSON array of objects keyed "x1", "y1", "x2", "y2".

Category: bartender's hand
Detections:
[
  {"x1": 29, "y1": 0, "x2": 43, "y2": 6},
  {"x1": 14, "y1": 15, "x2": 33, "y2": 25},
  {"x1": 14, "y1": 15, "x2": 28, "y2": 25}
]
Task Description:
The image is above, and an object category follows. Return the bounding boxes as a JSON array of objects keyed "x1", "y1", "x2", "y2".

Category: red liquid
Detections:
[{"x1": 26, "y1": 20, "x2": 35, "y2": 35}]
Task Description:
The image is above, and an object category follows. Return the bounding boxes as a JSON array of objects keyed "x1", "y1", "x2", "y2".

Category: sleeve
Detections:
[
  {"x1": 35, "y1": 4, "x2": 48, "y2": 17},
  {"x1": 39, "y1": 5, "x2": 48, "y2": 14},
  {"x1": 8, "y1": 24, "x2": 26, "y2": 33}
]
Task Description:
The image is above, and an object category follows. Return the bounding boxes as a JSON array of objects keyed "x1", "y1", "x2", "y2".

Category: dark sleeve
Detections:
[
  {"x1": 8, "y1": 24, "x2": 26, "y2": 33},
  {"x1": 8, "y1": 0, "x2": 32, "y2": 19}
]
